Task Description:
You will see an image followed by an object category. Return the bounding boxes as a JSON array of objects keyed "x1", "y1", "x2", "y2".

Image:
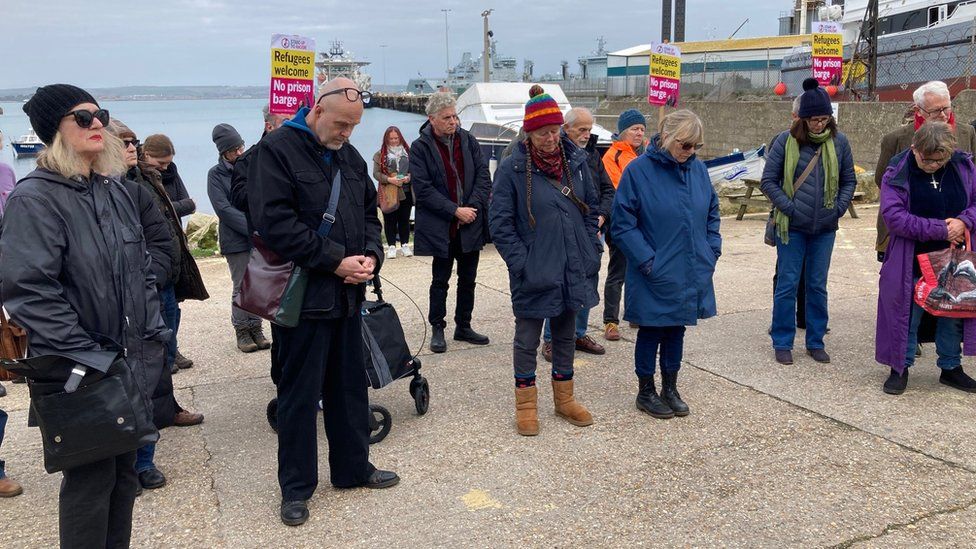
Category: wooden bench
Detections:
[{"x1": 729, "y1": 179, "x2": 864, "y2": 220}]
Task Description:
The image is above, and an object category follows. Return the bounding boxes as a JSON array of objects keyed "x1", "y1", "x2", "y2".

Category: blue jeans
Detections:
[
  {"x1": 543, "y1": 308, "x2": 590, "y2": 342},
  {"x1": 772, "y1": 230, "x2": 835, "y2": 350},
  {"x1": 635, "y1": 326, "x2": 686, "y2": 376},
  {"x1": 0, "y1": 408, "x2": 7, "y2": 479},
  {"x1": 136, "y1": 443, "x2": 156, "y2": 473},
  {"x1": 159, "y1": 285, "x2": 180, "y2": 368},
  {"x1": 905, "y1": 299, "x2": 963, "y2": 369}
]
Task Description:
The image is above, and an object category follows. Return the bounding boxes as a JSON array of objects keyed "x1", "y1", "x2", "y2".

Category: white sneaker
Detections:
[
  {"x1": 401, "y1": 244, "x2": 413, "y2": 257},
  {"x1": 386, "y1": 245, "x2": 397, "y2": 259}
]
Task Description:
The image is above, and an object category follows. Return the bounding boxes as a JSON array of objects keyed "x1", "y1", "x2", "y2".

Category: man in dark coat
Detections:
[
  {"x1": 409, "y1": 91, "x2": 492, "y2": 353},
  {"x1": 208, "y1": 123, "x2": 271, "y2": 354},
  {"x1": 246, "y1": 78, "x2": 398, "y2": 527}
]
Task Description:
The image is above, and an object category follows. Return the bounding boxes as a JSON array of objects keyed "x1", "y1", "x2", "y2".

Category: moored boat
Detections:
[{"x1": 11, "y1": 129, "x2": 45, "y2": 158}]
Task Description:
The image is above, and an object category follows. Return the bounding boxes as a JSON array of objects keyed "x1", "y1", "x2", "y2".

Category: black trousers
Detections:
[
  {"x1": 60, "y1": 450, "x2": 138, "y2": 549},
  {"x1": 383, "y1": 190, "x2": 414, "y2": 246},
  {"x1": 429, "y1": 238, "x2": 480, "y2": 329},
  {"x1": 273, "y1": 316, "x2": 373, "y2": 501},
  {"x1": 603, "y1": 241, "x2": 626, "y2": 324}
]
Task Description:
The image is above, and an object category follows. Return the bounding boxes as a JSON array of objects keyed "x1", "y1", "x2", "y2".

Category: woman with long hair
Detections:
[
  {"x1": 373, "y1": 125, "x2": 414, "y2": 259},
  {"x1": 0, "y1": 84, "x2": 163, "y2": 548}
]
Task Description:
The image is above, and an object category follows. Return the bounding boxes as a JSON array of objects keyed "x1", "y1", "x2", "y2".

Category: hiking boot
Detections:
[
  {"x1": 250, "y1": 325, "x2": 271, "y2": 350},
  {"x1": 660, "y1": 370, "x2": 690, "y2": 416},
  {"x1": 236, "y1": 328, "x2": 259, "y2": 353},
  {"x1": 774, "y1": 349, "x2": 794, "y2": 365},
  {"x1": 636, "y1": 376, "x2": 674, "y2": 419},
  {"x1": 940, "y1": 366, "x2": 976, "y2": 393},
  {"x1": 175, "y1": 351, "x2": 193, "y2": 370},
  {"x1": 883, "y1": 368, "x2": 908, "y2": 395},
  {"x1": 541, "y1": 341, "x2": 553, "y2": 363},
  {"x1": 575, "y1": 335, "x2": 605, "y2": 355},
  {"x1": 604, "y1": 323, "x2": 621, "y2": 341},
  {"x1": 806, "y1": 348, "x2": 831, "y2": 363}
]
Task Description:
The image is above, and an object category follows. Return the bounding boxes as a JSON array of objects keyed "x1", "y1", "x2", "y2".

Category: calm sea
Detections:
[{"x1": 0, "y1": 99, "x2": 427, "y2": 215}]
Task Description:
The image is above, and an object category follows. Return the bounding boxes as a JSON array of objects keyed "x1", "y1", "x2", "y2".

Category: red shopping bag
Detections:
[{"x1": 915, "y1": 229, "x2": 976, "y2": 318}]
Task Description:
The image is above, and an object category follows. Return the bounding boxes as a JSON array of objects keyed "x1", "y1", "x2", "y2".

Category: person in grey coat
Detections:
[
  {"x1": 1, "y1": 84, "x2": 168, "y2": 549},
  {"x1": 207, "y1": 123, "x2": 270, "y2": 354}
]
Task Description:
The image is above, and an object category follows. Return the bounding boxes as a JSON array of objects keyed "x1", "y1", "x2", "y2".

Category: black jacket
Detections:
[
  {"x1": 409, "y1": 123, "x2": 491, "y2": 258},
  {"x1": 207, "y1": 159, "x2": 250, "y2": 254},
  {"x1": 121, "y1": 177, "x2": 175, "y2": 288},
  {"x1": 0, "y1": 168, "x2": 170, "y2": 413},
  {"x1": 160, "y1": 162, "x2": 195, "y2": 218},
  {"x1": 230, "y1": 144, "x2": 258, "y2": 234},
  {"x1": 582, "y1": 133, "x2": 616, "y2": 220},
  {"x1": 246, "y1": 117, "x2": 383, "y2": 318}
]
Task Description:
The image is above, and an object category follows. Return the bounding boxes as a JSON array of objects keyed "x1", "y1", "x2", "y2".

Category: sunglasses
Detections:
[
  {"x1": 123, "y1": 139, "x2": 140, "y2": 149},
  {"x1": 317, "y1": 87, "x2": 372, "y2": 105},
  {"x1": 677, "y1": 140, "x2": 704, "y2": 151},
  {"x1": 63, "y1": 108, "x2": 110, "y2": 129}
]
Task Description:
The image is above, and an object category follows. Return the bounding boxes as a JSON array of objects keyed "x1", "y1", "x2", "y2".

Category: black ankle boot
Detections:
[
  {"x1": 636, "y1": 376, "x2": 674, "y2": 419},
  {"x1": 883, "y1": 368, "x2": 908, "y2": 395},
  {"x1": 660, "y1": 370, "x2": 689, "y2": 416},
  {"x1": 940, "y1": 366, "x2": 976, "y2": 393},
  {"x1": 430, "y1": 326, "x2": 447, "y2": 353}
]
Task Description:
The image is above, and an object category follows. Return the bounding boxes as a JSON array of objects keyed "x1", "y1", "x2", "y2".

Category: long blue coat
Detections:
[
  {"x1": 610, "y1": 138, "x2": 722, "y2": 326},
  {"x1": 489, "y1": 137, "x2": 603, "y2": 319}
]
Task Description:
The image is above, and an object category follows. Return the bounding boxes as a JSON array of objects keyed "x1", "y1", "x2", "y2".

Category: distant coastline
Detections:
[{"x1": 0, "y1": 84, "x2": 406, "y2": 103}]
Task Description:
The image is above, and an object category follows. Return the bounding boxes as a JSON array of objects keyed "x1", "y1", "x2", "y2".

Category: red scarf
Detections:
[
  {"x1": 915, "y1": 110, "x2": 956, "y2": 131},
  {"x1": 528, "y1": 141, "x2": 563, "y2": 181}
]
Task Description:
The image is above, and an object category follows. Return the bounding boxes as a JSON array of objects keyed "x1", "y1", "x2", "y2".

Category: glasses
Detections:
[
  {"x1": 63, "y1": 109, "x2": 110, "y2": 129},
  {"x1": 919, "y1": 105, "x2": 952, "y2": 117},
  {"x1": 122, "y1": 139, "x2": 140, "y2": 149},
  {"x1": 677, "y1": 140, "x2": 704, "y2": 151},
  {"x1": 808, "y1": 116, "x2": 831, "y2": 126},
  {"x1": 317, "y1": 88, "x2": 372, "y2": 105},
  {"x1": 917, "y1": 154, "x2": 949, "y2": 167}
]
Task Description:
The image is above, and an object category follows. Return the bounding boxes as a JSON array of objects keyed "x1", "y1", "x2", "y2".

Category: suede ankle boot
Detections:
[
  {"x1": 660, "y1": 370, "x2": 690, "y2": 416},
  {"x1": 515, "y1": 386, "x2": 539, "y2": 436},
  {"x1": 636, "y1": 375, "x2": 674, "y2": 419},
  {"x1": 551, "y1": 379, "x2": 593, "y2": 427}
]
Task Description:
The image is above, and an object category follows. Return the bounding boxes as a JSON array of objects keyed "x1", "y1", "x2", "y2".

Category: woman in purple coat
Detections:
[{"x1": 877, "y1": 121, "x2": 976, "y2": 394}]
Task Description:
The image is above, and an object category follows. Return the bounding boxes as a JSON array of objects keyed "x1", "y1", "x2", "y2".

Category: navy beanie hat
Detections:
[
  {"x1": 22, "y1": 84, "x2": 98, "y2": 145},
  {"x1": 617, "y1": 109, "x2": 647, "y2": 134},
  {"x1": 797, "y1": 78, "x2": 832, "y2": 119}
]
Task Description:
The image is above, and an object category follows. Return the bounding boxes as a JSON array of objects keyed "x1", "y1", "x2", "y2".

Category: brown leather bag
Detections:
[
  {"x1": 0, "y1": 304, "x2": 28, "y2": 381},
  {"x1": 378, "y1": 182, "x2": 400, "y2": 214}
]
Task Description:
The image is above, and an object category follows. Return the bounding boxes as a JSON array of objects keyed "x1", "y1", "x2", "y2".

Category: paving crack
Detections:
[
  {"x1": 827, "y1": 495, "x2": 976, "y2": 548},
  {"x1": 189, "y1": 384, "x2": 227, "y2": 547}
]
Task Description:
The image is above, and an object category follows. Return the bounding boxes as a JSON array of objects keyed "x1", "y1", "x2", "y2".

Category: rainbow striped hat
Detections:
[{"x1": 523, "y1": 85, "x2": 564, "y2": 132}]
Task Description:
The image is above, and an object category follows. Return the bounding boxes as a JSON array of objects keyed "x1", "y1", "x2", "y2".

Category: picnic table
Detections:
[{"x1": 727, "y1": 178, "x2": 863, "y2": 221}]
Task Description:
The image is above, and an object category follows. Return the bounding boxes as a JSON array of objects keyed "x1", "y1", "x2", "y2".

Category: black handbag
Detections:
[{"x1": 8, "y1": 355, "x2": 159, "y2": 473}]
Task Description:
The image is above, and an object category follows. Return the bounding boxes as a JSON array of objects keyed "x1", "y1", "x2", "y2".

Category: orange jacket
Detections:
[{"x1": 602, "y1": 141, "x2": 639, "y2": 188}]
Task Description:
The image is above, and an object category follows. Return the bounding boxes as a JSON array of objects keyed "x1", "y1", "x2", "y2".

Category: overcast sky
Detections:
[{"x1": 2, "y1": 0, "x2": 785, "y2": 89}]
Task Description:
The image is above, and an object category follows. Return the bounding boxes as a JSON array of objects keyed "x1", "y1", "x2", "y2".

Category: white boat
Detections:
[
  {"x1": 11, "y1": 129, "x2": 45, "y2": 158},
  {"x1": 703, "y1": 145, "x2": 766, "y2": 188},
  {"x1": 455, "y1": 83, "x2": 613, "y2": 167}
]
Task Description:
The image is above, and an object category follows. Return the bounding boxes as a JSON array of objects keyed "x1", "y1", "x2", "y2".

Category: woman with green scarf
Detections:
[{"x1": 760, "y1": 78, "x2": 857, "y2": 366}]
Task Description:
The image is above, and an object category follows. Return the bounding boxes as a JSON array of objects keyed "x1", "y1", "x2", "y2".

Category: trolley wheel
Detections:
[
  {"x1": 266, "y1": 398, "x2": 279, "y2": 434},
  {"x1": 368, "y1": 404, "x2": 392, "y2": 444},
  {"x1": 410, "y1": 377, "x2": 430, "y2": 415}
]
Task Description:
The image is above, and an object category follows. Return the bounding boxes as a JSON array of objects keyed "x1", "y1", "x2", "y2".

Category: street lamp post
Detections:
[
  {"x1": 441, "y1": 8, "x2": 452, "y2": 83},
  {"x1": 482, "y1": 9, "x2": 494, "y2": 83}
]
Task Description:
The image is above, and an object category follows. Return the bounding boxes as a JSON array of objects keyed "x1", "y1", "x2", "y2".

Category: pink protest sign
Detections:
[
  {"x1": 811, "y1": 22, "x2": 843, "y2": 86},
  {"x1": 648, "y1": 42, "x2": 681, "y2": 107},
  {"x1": 269, "y1": 34, "x2": 316, "y2": 115}
]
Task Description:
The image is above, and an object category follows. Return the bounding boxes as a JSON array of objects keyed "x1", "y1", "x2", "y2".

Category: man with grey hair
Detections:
[
  {"x1": 874, "y1": 80, "x2": 976, "y2": 259},
  {"x1": 410, "y1": 91, "x2": 492, "y2": 353}
]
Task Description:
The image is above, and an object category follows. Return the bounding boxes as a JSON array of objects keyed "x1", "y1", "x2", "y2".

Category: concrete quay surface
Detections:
[{"x1": 2, "y1": 206, "x2": 976, "y2": 548}]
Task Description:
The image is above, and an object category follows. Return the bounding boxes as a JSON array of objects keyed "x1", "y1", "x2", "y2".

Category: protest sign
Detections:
[
  {"x1": 811, "y1": 22, "x2": 843, "y2": 87},
  {"x1": 269, "y1": 34, "x2": 316, "y2": 115},
  {"x1": 648, "y1": 42, "x2": 681, "y2": 107}
]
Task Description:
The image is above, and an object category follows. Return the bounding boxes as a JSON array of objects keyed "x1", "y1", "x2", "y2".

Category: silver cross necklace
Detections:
[{"x1": 930, "y1": 167, "x2": 946, "y2": 191}]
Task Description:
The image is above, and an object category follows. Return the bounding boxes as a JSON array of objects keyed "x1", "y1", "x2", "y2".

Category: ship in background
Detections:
[
  {"x1": 315, "y1": 40, "x2": 373, "y2": 105},
  {"x1": 780, "y1": 0, "x2": 976, "y2": 100},
  {"x1": 407, "y1": 38, "x2": 523, "y2": 95}
]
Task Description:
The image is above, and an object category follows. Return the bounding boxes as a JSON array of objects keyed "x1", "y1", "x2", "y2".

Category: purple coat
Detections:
[{"x1": 876, "y1": 149, "x2": 976, "y2": 372}]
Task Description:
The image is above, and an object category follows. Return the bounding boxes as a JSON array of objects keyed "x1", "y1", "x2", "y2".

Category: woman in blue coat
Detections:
[
  {"x1": 760, "y1": 78, "x2": 857, "y2": 366},
  {"x1": 610, "y1": 109, "x2": 722, "y2": 420},
  {"x1": 489, "y1": 87, "x2": 603, "y2": 436}
]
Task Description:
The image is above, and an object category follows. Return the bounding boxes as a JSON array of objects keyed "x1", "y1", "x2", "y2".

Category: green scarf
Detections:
[{"x1": 775, "y1": 130, "x2": 839, "y2": 244}]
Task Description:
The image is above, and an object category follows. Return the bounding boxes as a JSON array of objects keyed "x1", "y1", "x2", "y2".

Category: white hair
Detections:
[
  {"x1": 913, "y1": 81, "x2": 950, "y2": 108},
  {"x1": 564, "y1": 107, "x2": 593, "y2": 127},
  {"x1": 792, "y1": 95, "x2": 802, "y2": 115},
  {"x1": 425, "y1": 92, "x2": 457, "y2": 116}
]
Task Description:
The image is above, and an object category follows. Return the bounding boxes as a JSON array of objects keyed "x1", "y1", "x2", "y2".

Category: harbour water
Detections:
[{"x1": 0, "y1": 99, "x2": 427, "y2": 215}]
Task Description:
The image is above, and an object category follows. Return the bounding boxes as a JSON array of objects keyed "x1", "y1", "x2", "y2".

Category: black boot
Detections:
[
  {"x1": 660, "y1": 370, "x2": 690, "y2": 416},
  {"x1": 430, "y1": 325, "x2": 447, "y2": 353},
  {"x1": 940, "y1": 366, "x2": 976, "y2": 393},
  {"x1": 636, "y1": 376, "x2": 674, "y2": 419},
  {"x1": 883, "y1": 368, "x2": 908, "y2": 395},
  {"x1": 454, "y1": 325, "x2": 489, "y2": 345}
]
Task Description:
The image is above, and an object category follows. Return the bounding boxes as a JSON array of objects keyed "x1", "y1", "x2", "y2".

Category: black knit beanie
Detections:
[{"x1": 22, "y1": 84, "x2": 98, "y2": 145}]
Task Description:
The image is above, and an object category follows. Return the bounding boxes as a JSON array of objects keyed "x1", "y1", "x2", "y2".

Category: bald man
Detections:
[{"x1": 247, "y1": 78, "x2": 398, "y2": 527}]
